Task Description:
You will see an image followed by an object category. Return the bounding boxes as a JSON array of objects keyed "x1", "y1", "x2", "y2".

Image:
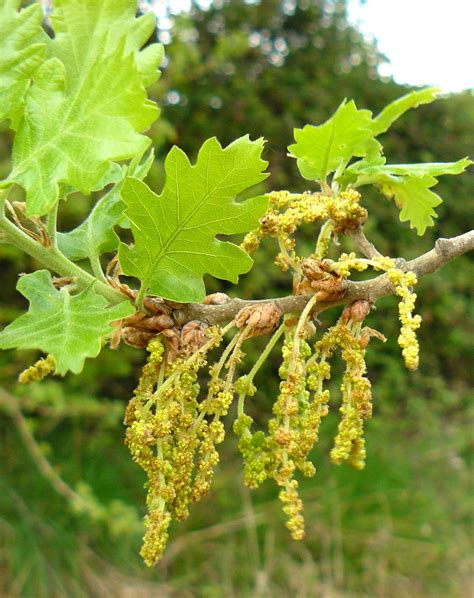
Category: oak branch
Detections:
[{"x1": 173, "y1": 229, "x2": 474, "y2": 326}]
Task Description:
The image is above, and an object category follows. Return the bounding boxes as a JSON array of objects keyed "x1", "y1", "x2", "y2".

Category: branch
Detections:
[
  {"x1": 174, "y1": 230, "x2": 474, "y2": 325},
  {"x1": 0, "y1": 210, "x2": 125, "y2": 305},
  {"x1": 345, "y1": 225, "x2": 382, "y2": 259}
]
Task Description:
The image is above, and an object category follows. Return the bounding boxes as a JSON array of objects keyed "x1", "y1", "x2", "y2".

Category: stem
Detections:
[
  {"x1": 136, "y1": 284, "x2": 147, "y2": 311},
  {"x1": 292, "y1": 293, "x2": 318, "y2": 362},
  {"x1": 0, "y1": 213, "x2": 125, "y2": 305},
  {"x1": 209, "y1": 333, "x2": 241, "y2": 389},
  {"x1": 224, "y1": 323, "x2": 253, "y2": 392},
  {"x1": 47, "y1": 203, "x2": 58, "y2": 248},
  {"x1": 332, "y1": 163, "x2": 347, "y2": 192},
  {"x1": 237, "y1": 323, "x2": 285, "y2": 417},
  {"x1": 155, "y1": 439, "x2": 167, "y2": 511},
  {"x1": 89, "y1": 253, "x2": 107, "y2": 284},
  {"x1": 197, "y1": 326, "x2": 251, "y2": 438},
  {"x1": 248, "y1": 324, "x2": 286, "y2": 383},
  {"x1": 315, "y1": 220, "x2": 334, "y2": 259},
  {"x1": 178, "y1": 230, "x2": 474, "y2": 325},
  {"x1": 193, "y1": 323, "x2": 241, "y2": 432},
  {"x1": 321, "y1": 181, "x2": 332, "y2": 195},
  {"x1": 305, "y1": 348, "x2": 324, "y2": 373},
  {"x1": 279, "y1": 299, "x2": 318, "y2": 472},
  {"x1": 278, "y1": 237, "x2": 301, "y2": 275},
  {"x1": 157, "y1": 362, "x2": 166, "y2": 388},
  {"x1": 346, "y1": 225, "x2": 382, "y2": 259},
  {"x1": 153, "y1": 320, "x2": 236, "y2": 406}
]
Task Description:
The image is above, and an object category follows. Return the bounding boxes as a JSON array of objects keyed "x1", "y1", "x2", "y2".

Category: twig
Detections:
[
  {"x1": 174, "y1": 230, "x2": 474, "y2": 325},
  {"x1": 0, "y1": 212, "x2": 125, "y2": 305},
  {"x1": 346, "y1": 225, "x2": 382, "y2": 259}
]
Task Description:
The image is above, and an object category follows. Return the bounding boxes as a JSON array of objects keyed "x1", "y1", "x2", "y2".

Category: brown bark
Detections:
[{"x1": 173, "y1": 230, "x2": 474, "y2": 326}]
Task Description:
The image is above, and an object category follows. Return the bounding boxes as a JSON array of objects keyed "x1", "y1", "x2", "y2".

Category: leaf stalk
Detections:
[{"x1": 0, "y1": 212, "x2": 125, "y2": 305}]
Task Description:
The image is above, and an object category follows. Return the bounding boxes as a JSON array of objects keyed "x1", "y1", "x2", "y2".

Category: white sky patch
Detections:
[{"x1": 348, "y1": 0, "x2": 474, "y2": 92}]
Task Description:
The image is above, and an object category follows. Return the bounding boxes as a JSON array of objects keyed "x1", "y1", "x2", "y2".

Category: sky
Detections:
[{"x1": 348, "y1": 0, "x2": 474, "y2": 92}]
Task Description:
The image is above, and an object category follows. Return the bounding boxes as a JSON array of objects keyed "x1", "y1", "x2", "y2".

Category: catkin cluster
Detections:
[
  {"x1": 241, "y1": 188, "x2": 367, "y2": 272},
  {"x1": 18, "y1": 354, "x2": 56, "y2": 383},
  {"x1": 124, "y1": 326, "x2": 229, "y2": 566},
  {"x1": 233, "y1": 298, "x2": 383, "y2": 540},
  {"x1": 123, "y1": 186, "x2": 425, "y2": 567}
]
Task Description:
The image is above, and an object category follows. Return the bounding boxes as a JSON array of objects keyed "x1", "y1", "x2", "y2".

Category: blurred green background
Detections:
[{"x1": 0, "y1": 1, "x2": 473, "y2": 596}]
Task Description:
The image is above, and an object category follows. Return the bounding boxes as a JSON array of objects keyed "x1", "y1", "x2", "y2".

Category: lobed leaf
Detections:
[
  {"x1": 119, "y1": 136, "x2": 269, "y2": 302},
  {"x1": 3, "y1": 0, "x2": 163, "y2": 217},
  {"x1": 0, "y1": 0, "x2": 47, "y2": 125},
  {"x1": 57, "y1": 192, "x2": 125, "y2": 262},
  {"x1": 288, "y1": 100, "x2": 376, "y2": 182},
  {"x1": 0, "y1": 270, "x2": 134, "y2": 375},
  {"x1": 57, "y1": 149, "x2": 155, "y2": 261},
  {"x1": 291, "y1": 88, "x2": 470, "y2": 235},
  {"x1": 378, "y1": 176, "x2": 442, "y2": 236},
  {"x1": 371, "y1": 87, "x2": 439, "y2": 136},
  {"x1": 343, "y1": 157, "x2": 472, "y2": 234},
  {"x1": 290, "y1": 88, "x2": 441, "y2": 186},
  {"x1": 348, "y1": 158, "x2": 472, "y2": 184}
]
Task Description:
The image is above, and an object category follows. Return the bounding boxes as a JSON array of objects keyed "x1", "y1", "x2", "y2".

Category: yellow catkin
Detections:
[
  {"x1": 125, "y1": 327, "x2": 228, "y2": 567},
  {"x1": 19, "y1": 355, "x2": 56, "y2": 383},
  {"x1": 388, "y1": 269, "x2": 421, "y2": 370},
  {"x1": 242, "y1": 188, "x2": 367, "y2": 274}
]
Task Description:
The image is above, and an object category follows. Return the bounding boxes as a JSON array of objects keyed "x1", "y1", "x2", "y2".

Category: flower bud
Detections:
[
  {"x1": 180, "y1": 320, "x2": 209, "y2": 356},
  {"x1": 341, "y1": 300, "x2": 371, "y2": 325},
  {"x1": 203, "y1": 292, "x2": 231, "y2": 305},
  {"x1": 235, "y1": 302, "x2": 282, "y2": 338}
]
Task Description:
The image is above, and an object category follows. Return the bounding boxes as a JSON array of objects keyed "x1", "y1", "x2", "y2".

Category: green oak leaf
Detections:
[
  {"x1": 0, "y1": 270, "x2": 134, "y2": 375},
  {"x1": 342, "y1": 157, "x2": 472, "y2": 188},
  {"x1": 57, "y1": 149, "x2": 155, "y2": 261},
  {"x1": 341, "y1": 157, "x2": 472, "y2": 234},
  {"x1": 119, "y1": 136, "x2": 269, "y2": 302},
  {"x1": 368, "y1": 160, "x2": 472, "y2": 178},
  {"x1": 290, "y1": 88, "x2": 440, "y2": 185},
  {"x1": 378, "y1": 176, "x2": 442, "y2": 236},
  {"x1": 0, "y1": 0, "x2": 47, "y2": 125},
  {"x1": 371, "y1": 87, "x2": 439, "y2": 136},
  {"x1": 288, "y1": 100, "x2": 376, "y2": 182},
  {"x1": 3, "y1": 0, "x2": 163, "y2": 217},
  {"x1": 57, "y1": 191, "x2": 125, "y2": 262}
]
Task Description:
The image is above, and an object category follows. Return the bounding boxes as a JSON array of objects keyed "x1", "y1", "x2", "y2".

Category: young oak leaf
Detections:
[
  {"x1": 370, "y1": 87, "x2": 439, "y2": 136},
  {"x1": 345, "y1": 158, "x2": 471, "y2": 186},
  {"x1": 341, "y1": 157, "x2": 472, "y2": 234},
  {"x1": 0, "y1": 0, "x2": 47, "y2": 125},
  {"x1": 3, "y1": 0, "x2": 163, "y2": 217},
  {"x1": 378, "y1": 176, "x2": 442, "y2": 236},
  {"x1": 0, "y1": 270, "x2": 134, "y2": 375},
  {"x1": 57, "y1": 191, "x2": 125, "y2": 262},
  {"x1": 57, "y1": 149, "x2": 155, "y2": 261},
  {"x1": 119, "y1": 136, "x2": 269, "y2": 303},
  {"x1": 290, "y1": 88, "x2": 440, "y2": 185},
  {"x1": 288, "y1": 100, "x2": 377, "y2": 183}
]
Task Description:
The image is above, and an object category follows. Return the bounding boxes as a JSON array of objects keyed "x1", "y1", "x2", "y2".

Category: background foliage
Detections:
[{"x1": 0, "y1": 1, "x2": 472, "y2": 595}]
